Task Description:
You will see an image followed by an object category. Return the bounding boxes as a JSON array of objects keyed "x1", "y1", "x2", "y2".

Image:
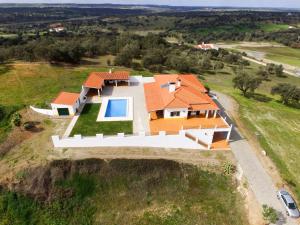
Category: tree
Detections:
[
  {"x1": 142, "y1": 48, "x2": 165, "y2": 70},
  {"x1": 256, "y1": 67, "x2": 269, "y2": 81},
  {"x1": 213, "y1": 61, "x2": 224, "y2": 71},
  {"x1": 114, "y1": 47, "x2": 133, "y2": 67},
  {"x1": 275, "y1": 64, "x2": 284, "y2": 77},
  {"x1": 201, "y1": 56, "x2": 212, "y2": 70},
  {"x1": 271, "y1": 83, "x2": 300, "y2": 105},
  {"x1": 233, "y1": 72, "x2": 262, "y2": 96},
  {"x1": 266, "y1": 63, "x2": 277, "y2": 75},
  {"x1": 106, "y1": 59, "x2": 111, "y2": 66},
  {"x1": 262, "y1": 205, "x2": 278, "y2": 224}
]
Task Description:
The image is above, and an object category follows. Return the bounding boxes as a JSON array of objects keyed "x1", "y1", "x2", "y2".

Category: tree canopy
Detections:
[
  {"x1": 233, "y1": 72, "x2": 262, "y2": 96},
  {"x1": 271, "y1": 83, "x2": 300, "y2": 106}
]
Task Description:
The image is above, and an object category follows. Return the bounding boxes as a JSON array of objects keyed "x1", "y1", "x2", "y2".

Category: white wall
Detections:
[
  {"x1": 30, "y1": 106, "x2": 54, "y2": 116},
  {"x1": 164, "y1": 108, "x2": 188, "y2": 118},
  {"x1": 52, "y1": 131, "x2": 205, "y2": 150},
  {"x1": 80, "y1": 86, "x2": 89, "y2": 102}
]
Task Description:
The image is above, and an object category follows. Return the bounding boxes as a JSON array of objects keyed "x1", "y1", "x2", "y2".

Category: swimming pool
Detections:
[
  {"x1": 105, "y1": 99, "x2": 128, "y2": 117},
  {"x1": 97, "y1": 97, "x2": 133, "y2": 122}
]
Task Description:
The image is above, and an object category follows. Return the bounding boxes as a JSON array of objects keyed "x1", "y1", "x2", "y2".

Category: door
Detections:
[{"x1": 57, "y1": 108, "x2": 70, "y2": 116}]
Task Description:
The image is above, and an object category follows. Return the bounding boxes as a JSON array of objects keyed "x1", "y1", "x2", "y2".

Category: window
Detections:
[
  {"x1": 170, "y1": 111, "x2": 180, "y2": 117},
  {"x1": 282, "y1": 195, "x2": 288, "y2": 206}
]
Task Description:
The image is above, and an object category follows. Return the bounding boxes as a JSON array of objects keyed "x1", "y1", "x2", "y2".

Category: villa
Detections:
[
  {"x1": 38, "y1": 70, "x2": 233, "y2": 150},
  {"x1": 195, "y1": 42, "x2": 219, "y2": 51},
  {"x1": 144, "y1": 74, "x2": 231, "y2": 148}
]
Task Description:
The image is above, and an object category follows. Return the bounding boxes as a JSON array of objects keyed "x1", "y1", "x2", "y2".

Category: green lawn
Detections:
[
  {"x1": 258, "y1": 23, "x2": 290, "y2": 32},
  {"x1": 0, "y1": 159, "x2": 249, "y2": 225},
  {"x1": 240, "y1": 46, "x2": 300, "y2": 67},
  {"x1": 204, "y1": 63, "x2": 300, "y2": 201},
  {"x1": 70, "y1": 104, "x2": 133, "y2": 136}
]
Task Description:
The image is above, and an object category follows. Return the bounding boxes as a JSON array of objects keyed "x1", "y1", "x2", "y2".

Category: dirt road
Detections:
[
  {"x1": 217, "y1": 42, "x2": 300, "y2": 78},
  {"x1": 215, "y1": 91, "x2": 298, "y2": 225}
]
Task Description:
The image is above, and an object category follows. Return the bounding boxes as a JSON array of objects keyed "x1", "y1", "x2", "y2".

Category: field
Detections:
[
  {"x1": 258, "y1": 23, "x2": 290, "y2": 32},
  {"x1": 204, "y1": 63, "x2": 300, "y2": 200},
  {"x1": 0, "y1": 58, "x2": 149, "y2": 142},
  {"x1": 239, "y1": 46, "x2": 300, "y2": 67},
  {"x1": 0, "y1": 159, "x2": 249, "y2": 225},
  {"x1": 70, "y1": 104, "x2": 133, "y2": 136},
  {"x1": 195, "y1": 23, "x2": 290, "y2": 36}
]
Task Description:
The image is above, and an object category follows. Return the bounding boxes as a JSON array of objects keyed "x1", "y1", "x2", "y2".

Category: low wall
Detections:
[
  {"x1": 52, "y1": 131, "x2": 205, "y2": 150},
  {"x1": 30, "y1": 106, "x2": 54, "y2": 116}
]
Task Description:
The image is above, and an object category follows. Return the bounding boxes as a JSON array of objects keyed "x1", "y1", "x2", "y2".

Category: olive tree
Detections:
[{"x1": 232, "y1": 72, "x2": 262, "y2": 96}]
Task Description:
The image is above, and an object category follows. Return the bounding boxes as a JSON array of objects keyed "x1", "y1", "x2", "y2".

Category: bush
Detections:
[
  {"x1": 11, "y1": 112, "x2": 22, "y2": 127},
  {"x1": 262, "y1": 204, "x2": 278, "y2": 224}
]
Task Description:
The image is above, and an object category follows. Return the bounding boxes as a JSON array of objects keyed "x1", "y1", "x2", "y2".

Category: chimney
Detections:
[
  {"x1": 169, "y1": 82, "x2": 176, "y2": 92},
  {"x1": 177, "y1": 79, "x2": 181, "y2": 87},
  {"x1": 109, "y1": 69, "x2": 112, "y2": 74}
]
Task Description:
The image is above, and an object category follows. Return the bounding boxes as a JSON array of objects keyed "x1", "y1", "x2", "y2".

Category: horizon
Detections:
[{"x1": 0, "y1": 1, "x2": 300, "y2": 9}]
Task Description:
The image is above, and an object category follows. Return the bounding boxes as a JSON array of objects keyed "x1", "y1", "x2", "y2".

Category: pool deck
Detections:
[{"x1": 101, "y1": 82, "x2": 150, "y2": 133}]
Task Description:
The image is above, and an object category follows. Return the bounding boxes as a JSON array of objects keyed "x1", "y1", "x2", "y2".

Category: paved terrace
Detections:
[{"x1": 150, "y1": 115, "x2": 229, "y2": 134}]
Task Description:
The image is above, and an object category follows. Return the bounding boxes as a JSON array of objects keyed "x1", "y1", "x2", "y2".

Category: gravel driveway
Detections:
[{"x1": 215, "y1": 91, "x2": 298, "y2": 225}]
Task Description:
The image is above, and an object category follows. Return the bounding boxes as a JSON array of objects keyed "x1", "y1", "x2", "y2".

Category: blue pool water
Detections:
[{"x1": 105, "y1": 99, "x2": 128, "y2": 117}]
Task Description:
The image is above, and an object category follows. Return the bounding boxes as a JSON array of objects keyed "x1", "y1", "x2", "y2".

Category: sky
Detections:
[{"x1": 0, "y1": 0, "x2": 300, "y2": 8}]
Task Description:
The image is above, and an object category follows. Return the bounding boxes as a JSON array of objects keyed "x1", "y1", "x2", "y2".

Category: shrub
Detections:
[
  {"x1": 262, "y1": 204, "x2": 278, "y2": 224},
  {"x1": 11, "y1": 112, "x2": 22, "y2": 127}
]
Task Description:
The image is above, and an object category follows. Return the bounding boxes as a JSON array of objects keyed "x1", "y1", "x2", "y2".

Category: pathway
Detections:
[
  {"x1": 215, "y1": 91, "x2": 298, "y2": 225},
  {"x1": 63, "y1": 103, "x2": 85, "y2": 138}
]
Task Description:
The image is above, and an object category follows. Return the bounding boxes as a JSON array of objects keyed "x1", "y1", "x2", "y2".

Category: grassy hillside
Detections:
[
  {"x1": 239, "y1": 46, "x2": 300, "y2": 67},
  {"x1": 0, "y1": 159, "x2": 248, "y2": 225},
  {"x1": 204, "y1": 64, "x2": 300, "y2": 200}
]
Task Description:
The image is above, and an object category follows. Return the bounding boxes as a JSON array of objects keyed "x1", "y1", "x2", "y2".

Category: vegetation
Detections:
[
  {"x1": 70, "y1": 104, "x2": 133, "y2": 136},
  {"x1": 0, "y1": 159, "x2": 248, "y2": 225},
  {"x1": 11, "y1": 112, "x2": 22, "y2": 127},
  {"x1": 232, "y1": 72, "x2": 262, "y2": 96},
  {"x1": 239, "y1": 46, "x2": 300, "y2": 67},
  {"x1": 205, "y1": 64, "x2": 300, "y2": 202},
  {"x1": 271, "y1": 83, "x2": 300, "y2": 106},
  {"x1": 0, "y1": 105, "x2": 20, "y2": 143},
  {"x1": 262, "y1": 205, "x2": 278, "y2": 224}
]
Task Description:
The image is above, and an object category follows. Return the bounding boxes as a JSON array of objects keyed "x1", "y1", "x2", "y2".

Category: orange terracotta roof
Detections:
[
  {"x1": 52, "y1": 92, "x2": 80, "y2": 105},
  {"x1": 89, "y1": 71, "x2": 130, "y2": 80},
  {"x1": 144, "y1": 82, "x2": 165, "y2": 111},
  {"x1": 84, "y1": 71, "x2": 130, "y2": 89},
  {"x1": 144, "y1": 74, "x2": 219, "y2": 112},
  {"x1": 84, "y1": 73, "x2": 104, "y2": 89}
]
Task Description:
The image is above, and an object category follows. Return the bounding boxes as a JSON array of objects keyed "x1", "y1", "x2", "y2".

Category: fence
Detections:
[{"x1": 52, "y1": 130, "x2": 207, "y2": 150}]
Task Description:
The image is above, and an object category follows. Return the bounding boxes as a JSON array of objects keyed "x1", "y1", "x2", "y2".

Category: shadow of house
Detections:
[{"x1": 212, "y1": 96, "x2": 243, "y2": 143}]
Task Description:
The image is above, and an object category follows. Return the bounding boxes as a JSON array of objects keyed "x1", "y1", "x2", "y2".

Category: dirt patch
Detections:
[
  {"x1": 0, "y1": 108, "x2": 46, "y2": 157},
  {"x1": 0, "y1": 109, "x2": 70, "y2": 185}
]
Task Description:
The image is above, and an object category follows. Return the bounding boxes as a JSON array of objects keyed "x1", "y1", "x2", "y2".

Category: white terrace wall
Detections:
[
  {"x1": 52, "y1": 131, "x2": 206, "y2": 150},
  {"x1": 30, "y1": 106, "x2": 54, "y2": 116}
]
